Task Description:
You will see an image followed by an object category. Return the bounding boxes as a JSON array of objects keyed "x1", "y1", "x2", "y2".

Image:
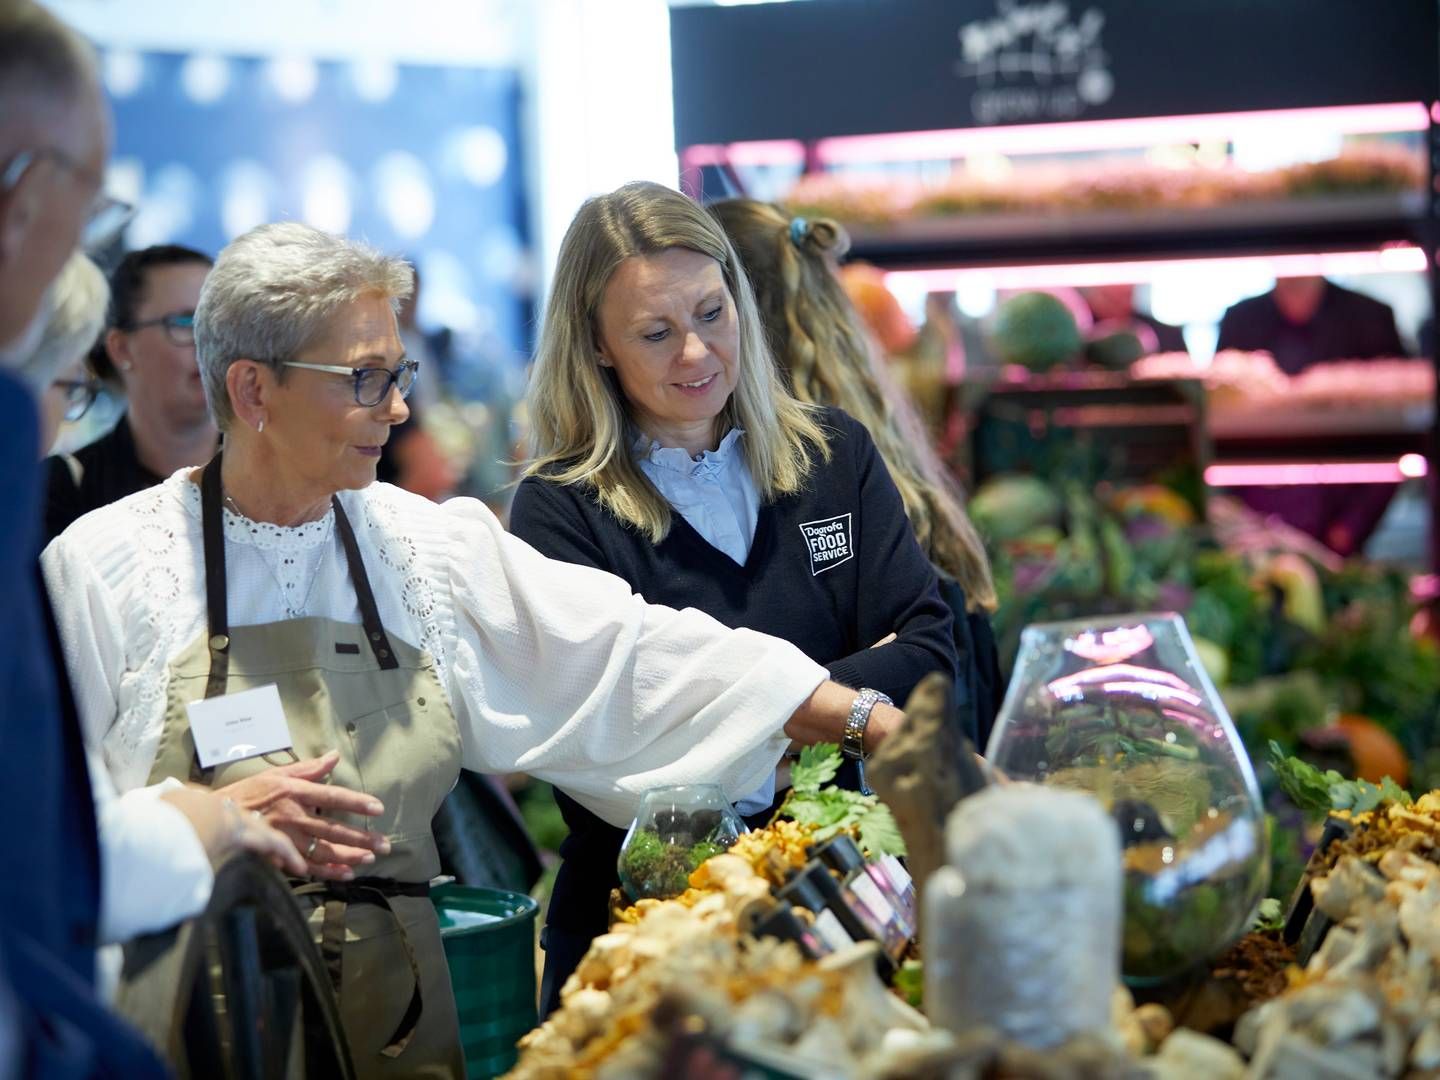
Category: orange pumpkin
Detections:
[{"x1": 1336, "y1": 714, "x2": 1410, "y2": 788}]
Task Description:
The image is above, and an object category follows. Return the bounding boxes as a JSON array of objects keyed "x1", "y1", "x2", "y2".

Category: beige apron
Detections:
[{"x1": 147, "y1": 456, "x2": 465, "y2": 1078}]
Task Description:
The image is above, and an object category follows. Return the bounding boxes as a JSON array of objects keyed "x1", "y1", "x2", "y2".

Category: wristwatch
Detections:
[
  {"x1": 843, "y1": 688, "x2": 892, "y2": 795},
  {"x1": 842, "y1": 688, "x2": 892, "y2": 760}
]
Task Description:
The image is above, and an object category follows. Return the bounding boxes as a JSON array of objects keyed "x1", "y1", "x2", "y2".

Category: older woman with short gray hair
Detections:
[{"x1": 43, "y1": 221, "x2": 905, "y2": 1077}]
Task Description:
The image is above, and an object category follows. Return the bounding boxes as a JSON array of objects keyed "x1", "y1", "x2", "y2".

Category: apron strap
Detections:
[
  {"x1": 198, "y1": 453, "x2": 401, "y2": 692},
  {"x1": 332, "y1": 496, "x2": 399, "y2": 671},
  {"x1": 199, "y1": 453, "x2": 231, "y2": 702},
  {"x1": 292, "y1": 878, "x2": 429, "y2": 1058}
]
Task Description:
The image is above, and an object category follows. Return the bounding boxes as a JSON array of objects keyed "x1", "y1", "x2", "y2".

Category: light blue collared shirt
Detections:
[{"x1": 634, "y1": 427, "x2": 761, "y2": 566}]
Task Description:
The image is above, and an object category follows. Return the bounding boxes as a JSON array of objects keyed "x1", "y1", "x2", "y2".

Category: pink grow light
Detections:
[
  {"x1": 1205, "y1": 458, "x2": 1429, "y2": 487},
  {"x1": 882, "y1": 246, "x2": 1428, "y2": 292},
  {"x1": 813, "y1": 102, "x2": 1429, "y2": 164}
]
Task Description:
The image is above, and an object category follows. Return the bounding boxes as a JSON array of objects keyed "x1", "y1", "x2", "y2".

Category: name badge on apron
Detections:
[{"x1": 187, "y1": 683, "x2": 293, "y2": 768}]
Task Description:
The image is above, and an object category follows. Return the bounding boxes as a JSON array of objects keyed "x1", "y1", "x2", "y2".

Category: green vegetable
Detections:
[
  {"x1": 791, "y1": 743, "x2": 841, "y2": 794},
  {"x1": 991, "y1": 291, "x2": 1083, "y2": 371},
  {"x1": 771, "y1": 743, "x2": 907, "y2": 858},
  {"x1": 1251, "y1": 897, "x2": 1285, "y2": 932},
  {"x1": 1267, "y1": 740, "x2": 1411, "y2": 817},
  {"x1": 894, "y1": 959, "x2": 924, "y2": 1009},
  {"x1": 970, "y1": 475, "x2": 1064, "y2": 544}
]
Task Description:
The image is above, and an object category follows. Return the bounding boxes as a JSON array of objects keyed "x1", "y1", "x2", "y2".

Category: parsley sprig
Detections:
[
  {"x1": 1268, "y1": 740, "x2": 1411, "y2": 816},
  {"x1": 772, "y1": 743, "x2": 907, "y2": 857}
]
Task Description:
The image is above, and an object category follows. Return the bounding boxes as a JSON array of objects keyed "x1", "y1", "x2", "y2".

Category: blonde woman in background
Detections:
[
  {"x1": 511, "y1": 181, "x2": 957, "y2": 1015},
  {"x1": 710, "y1": 198, "x2": 1003, "y2": 748}
]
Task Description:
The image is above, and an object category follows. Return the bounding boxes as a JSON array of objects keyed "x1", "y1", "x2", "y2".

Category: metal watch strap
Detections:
[
  {"x1": 842, "y1": 688, "x2": 891, "y2": 759},
  {"x1": 843, "y1": 688, "x2": 893, "y2": 796}
]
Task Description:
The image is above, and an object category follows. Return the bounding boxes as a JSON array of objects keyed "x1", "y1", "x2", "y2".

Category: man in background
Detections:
[{"x1": 1217, "y1": 275, "x2": 1406, "y2": 373}]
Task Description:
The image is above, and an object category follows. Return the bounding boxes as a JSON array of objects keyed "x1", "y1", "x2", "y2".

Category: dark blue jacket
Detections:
[
  {"x1": 0, "y1": 370, "x2": 166, "y2": 1078},
  {"x1": 511, "y1": 407, "x2": 959, "y2": 934}
]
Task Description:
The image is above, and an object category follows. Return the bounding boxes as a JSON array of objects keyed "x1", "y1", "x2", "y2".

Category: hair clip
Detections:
[{"x1": 788, "y1": 216, "x2": 809, "y2": 247}]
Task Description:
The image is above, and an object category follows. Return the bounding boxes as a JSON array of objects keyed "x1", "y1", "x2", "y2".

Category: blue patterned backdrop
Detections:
[{"x1": 98, "y1": 49, "x2": 533, "y2": 388}]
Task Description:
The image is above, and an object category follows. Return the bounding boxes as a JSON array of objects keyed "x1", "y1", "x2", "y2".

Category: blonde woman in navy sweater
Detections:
[{"x1": 511, "y1": 181, "x2": 957, "y2": 1014}]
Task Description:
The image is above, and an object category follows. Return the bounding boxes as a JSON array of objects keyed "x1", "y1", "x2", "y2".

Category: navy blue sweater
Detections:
[{"x1": 510, "y1": 407, "x2": 958, "y2": 944}]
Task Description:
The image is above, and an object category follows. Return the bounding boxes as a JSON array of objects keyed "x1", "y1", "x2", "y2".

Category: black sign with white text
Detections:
[{"x1": 670, "y1": 0, "x2": 1437, "y2": 146}]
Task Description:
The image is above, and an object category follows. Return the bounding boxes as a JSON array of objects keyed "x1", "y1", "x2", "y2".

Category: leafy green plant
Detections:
[
  {"x1": 772, "y1": 744, "x2": 907, "y2": 858},
  {"x1": 1267, "y1": 740, "x2": 1410, "y2": 816}
]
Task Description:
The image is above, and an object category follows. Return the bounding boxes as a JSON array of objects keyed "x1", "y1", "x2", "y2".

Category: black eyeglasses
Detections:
[
  {"x1": 1, "y1": 149, "x2": 135, "y2": 251},
  {"x1": 52, "y1": 378, "x2": 100, "y2": 423},
  {"x1": 281, "y1": 358, "x2": 419, "y2": 407},
  {"x1": 126, "y1": 311, "x2": 195, "y2": 346}
]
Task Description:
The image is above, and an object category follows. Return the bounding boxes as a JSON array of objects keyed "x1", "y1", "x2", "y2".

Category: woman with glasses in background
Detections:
[{"x1": 43, "y1": 243, "x2": 216, "y2": 542}]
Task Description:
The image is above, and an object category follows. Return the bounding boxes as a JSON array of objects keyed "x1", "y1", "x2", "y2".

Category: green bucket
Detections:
[{"x1": 432, "y1": 883, "x2": 540, "y2": 1079}]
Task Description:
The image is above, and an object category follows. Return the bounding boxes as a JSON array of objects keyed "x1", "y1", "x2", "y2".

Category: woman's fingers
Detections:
[
  {"x1": 305, "y1": 838, "x2": 378, "y2": 870},
  {"x1": 294, "y1": 814, "x2": 391, "y2": 854},
  {"x1": 237, "y1": 818, "x2": 308, "y2": 877},
  {"x1": 278, "y1": 750, "x2": 342, "y2": 782},
  {"x1": 870, "y1": 632, "x2": 897, "y2": 648},
  {"x1": 286, "y1": 778, "x2": 384, "y2": 818}
]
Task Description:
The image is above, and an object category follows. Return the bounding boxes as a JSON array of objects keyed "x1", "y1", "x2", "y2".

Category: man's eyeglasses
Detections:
[
  {"x1": 1, "y1": 148, "x2": 135, "y2": 251},
  {"x1": 281, "y1": 358, "x2": 419, "y2": 408},
  {"x1": 126, "y1": 311, "x2": 195, "y2": 347},
  {"x1": 52, "y1": 378, "x2": 100, "y2": 423}
]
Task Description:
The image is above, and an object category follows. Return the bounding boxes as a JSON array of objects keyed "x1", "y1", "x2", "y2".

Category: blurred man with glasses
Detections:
[{"x1": 2, "y1": 5, "x2": 300, "y2": 1077}]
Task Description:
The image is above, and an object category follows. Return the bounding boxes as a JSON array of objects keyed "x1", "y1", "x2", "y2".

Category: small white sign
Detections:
[{"x1": 187, "y1": 683, "x2": 293, "y2": 769}]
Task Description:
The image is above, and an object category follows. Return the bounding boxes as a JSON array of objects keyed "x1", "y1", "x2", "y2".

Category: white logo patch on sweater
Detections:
[{"x1": 799, "y1": 513, "x2": 854, "y2": 575}]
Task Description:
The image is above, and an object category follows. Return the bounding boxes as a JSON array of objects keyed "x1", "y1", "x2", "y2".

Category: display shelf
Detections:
[{"x1": 843, "y1": 192, "x2": 1428, "y2": 270}]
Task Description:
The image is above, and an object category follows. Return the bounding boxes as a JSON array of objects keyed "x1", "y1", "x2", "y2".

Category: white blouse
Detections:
[{"x1": 42, "y1": 471, "x2": 825, "y2": 829}]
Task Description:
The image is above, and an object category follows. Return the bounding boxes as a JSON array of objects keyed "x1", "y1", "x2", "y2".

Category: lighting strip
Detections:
[
  {"x1": 882, "y1": 245, "x2": 1428, "y2": 292},
  {"x1": 679, "y1": 102, "x2": 1429, "y2": 169},
  {"x1": 1205, "y1": 455, "x2": 1429, "y2": 487},
  {"x1": 815, "y1": 102, "x2": 1429, "y2": 164}
]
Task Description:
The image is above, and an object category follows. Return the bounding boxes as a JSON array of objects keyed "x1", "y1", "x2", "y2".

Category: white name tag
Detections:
[{"x1": 187, "y1": 684, "x2": 293, "y2": 769}]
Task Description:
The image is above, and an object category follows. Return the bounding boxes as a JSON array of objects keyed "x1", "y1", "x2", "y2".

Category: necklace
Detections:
[{"x1": 223, "y1": 489, "x2": 333, "y2": 620}]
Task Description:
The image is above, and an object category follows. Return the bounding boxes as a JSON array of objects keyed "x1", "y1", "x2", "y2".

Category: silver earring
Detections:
[{"x1": 257, "y1": 419, "x2": 265, "y2": 433}]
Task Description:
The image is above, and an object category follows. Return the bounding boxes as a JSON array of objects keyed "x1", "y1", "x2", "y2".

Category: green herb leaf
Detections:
[
  {"x1": 1378, "y1": 776, "x2": 1413, "y2": 808},
  {"x1": 786, "y1": 791, "x2": 852, "y2": 829},
  {"x1": 1269, "y1": 739, "x2": 1412, "y2": 816},
  {"x1": 894, "y1": 959, "x2": 923, "y2": 1008},
  {"x1": 857, "y1": 803, "x2": 907, "y2": 857},
  {"x1": 1268, "y1": 740, "x2": 1340, "y2": 815},
  {"x1": 791, "y1": 743, "x2": 842, "y2": 794},
  {"x1": 1252, "y1": 897, "x2": 1284, "y2": 932}
]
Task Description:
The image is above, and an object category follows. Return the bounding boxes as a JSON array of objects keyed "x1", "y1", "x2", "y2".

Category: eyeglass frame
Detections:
[
  {"x1": 51, "y1": 377, "x2": 100, "y2": 423},
  {"x1": 123, "y1": 311, "x2": 196, "y2": 346},
  {"x1": 1, "y1": 148, "x2": 135, "y2": 250},
  {"x1": 279, "y1": 358, "x2": 420, "y2": 407}
]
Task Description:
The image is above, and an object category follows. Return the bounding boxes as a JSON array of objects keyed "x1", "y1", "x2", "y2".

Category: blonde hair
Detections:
[
  {"x1": 524, "y1": 181, "x2": 829, "y2": 542},
  {"x1": 711, "y1": 198, "x2": 997, "y2": 613}
]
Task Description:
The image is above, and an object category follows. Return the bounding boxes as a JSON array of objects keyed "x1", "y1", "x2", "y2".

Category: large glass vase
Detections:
[{"x1": 985, "y1": 613, "x2": 1268, "y2": 984}]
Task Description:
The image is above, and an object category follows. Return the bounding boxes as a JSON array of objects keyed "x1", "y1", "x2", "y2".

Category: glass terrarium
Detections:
[
  {"x1": 986, "y1": 613, "x2": 1268, "y2": 984},
  {"x1": 617, "y1": 784, "x2": 748, "y2": 902}
]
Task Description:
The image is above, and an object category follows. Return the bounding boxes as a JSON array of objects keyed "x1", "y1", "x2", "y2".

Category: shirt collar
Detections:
[{"x1": 633, "y1": 426, "x2": 746, "y2": 477}]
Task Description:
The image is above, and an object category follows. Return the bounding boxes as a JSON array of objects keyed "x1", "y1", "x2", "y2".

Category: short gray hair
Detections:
[
  {"x1": 194, "y1": 222, "x2": 413, "y2": 431},
  {"x1": 0, "y1": 0, "x2": 97, "y2": 113},
  {"x1": 15, "y1": 251, "x2": 107, "y2": 393}
]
